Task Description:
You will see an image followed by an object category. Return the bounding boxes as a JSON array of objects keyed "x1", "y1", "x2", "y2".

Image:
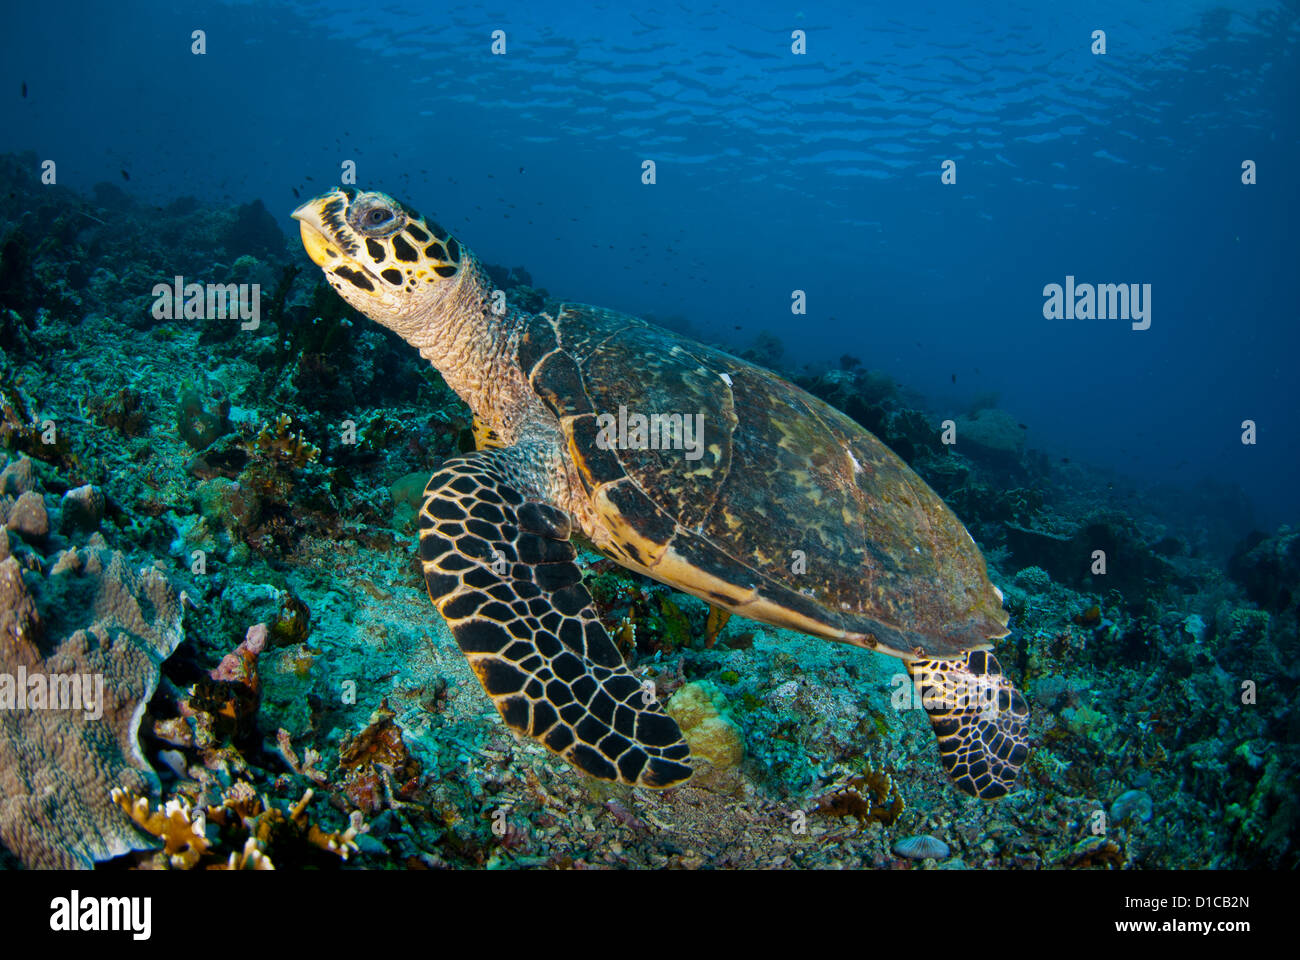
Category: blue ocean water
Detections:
[{"x1": 3, "y1": 0, "x2": 1296, "y2": 528}]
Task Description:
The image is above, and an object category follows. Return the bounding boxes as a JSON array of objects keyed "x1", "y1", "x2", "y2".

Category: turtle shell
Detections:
[{"x1": 518, "y1": 304, "x2": 1009, "y2": 661}]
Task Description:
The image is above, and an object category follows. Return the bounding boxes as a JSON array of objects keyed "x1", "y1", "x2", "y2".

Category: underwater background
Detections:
[{"x1": 0, "y1": 0, "x2": 1295, "y2": 869}]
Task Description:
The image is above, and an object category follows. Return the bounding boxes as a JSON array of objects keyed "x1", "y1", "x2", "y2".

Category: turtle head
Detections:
[{"x1": 292, "y1": 187, "x2": 472, "y2": 343}]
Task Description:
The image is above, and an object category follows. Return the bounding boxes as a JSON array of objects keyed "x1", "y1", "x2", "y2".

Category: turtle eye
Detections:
[{"x1": 351, "y1": 197, "x2": 405, "y2": 237}]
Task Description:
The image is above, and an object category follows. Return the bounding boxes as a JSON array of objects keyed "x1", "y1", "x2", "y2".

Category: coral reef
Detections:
[{"x1": 0, "y1": 154, "x2": 1293, "y2": 871}]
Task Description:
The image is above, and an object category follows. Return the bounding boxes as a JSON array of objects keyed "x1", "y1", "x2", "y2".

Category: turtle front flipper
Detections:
[
  {"x1": 418, "y1": 452, "x2": 692, "y2": 788},
  {"x1": 908, "y1": 651, "x2": 1030, "y2": 799}
]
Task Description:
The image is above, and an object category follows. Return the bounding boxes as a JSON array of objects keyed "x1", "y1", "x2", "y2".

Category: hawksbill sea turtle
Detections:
[{"x1": 292, "y1": 188, "x2": 1030, "y2": 799}]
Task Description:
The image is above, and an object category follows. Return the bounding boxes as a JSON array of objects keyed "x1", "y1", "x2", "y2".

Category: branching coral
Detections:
[
  {"x1": 110, "y1": 789, "x2": 210, "y2": 870},
  {"x1": 277, "y1": 728, "x2": 328, "y2": 785},
  {"x1": 111, "y1": 781, "x2": 369, "y2": 869},
  {"x1": 251, "y1": 414, "x2": 321, "y2": 470}
]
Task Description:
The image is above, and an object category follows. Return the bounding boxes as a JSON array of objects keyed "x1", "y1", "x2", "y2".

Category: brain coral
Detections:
[
  {"x1": 666, "y1": 681, "x2": 744, "y2": 789},
  {"x1": 0, "y1": 500, "x2": 184, "y2": 867}
]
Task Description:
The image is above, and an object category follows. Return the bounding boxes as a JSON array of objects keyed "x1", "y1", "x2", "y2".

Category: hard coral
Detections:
[
  {"x1": 251, "y1": 413, "x2": 321, "y2": 470},
  {"x1": 893, "y1": 834, "x2": 951, "y2": 860},
  {"x1": 666, "y1": 681, "x2": 744, "y2": 789},
  {"x1": 952, "y1": 409, "x2": 1026, "y2": 466},
  {"x1": 113, "y1": 781, "x2": 367, "y2": 869},
  {"x1": 111, "y1": 789, "x2": 210, "y2": 870},
  {"x1": 0, "y1": 531, "x2": 184, "y2": 868}
]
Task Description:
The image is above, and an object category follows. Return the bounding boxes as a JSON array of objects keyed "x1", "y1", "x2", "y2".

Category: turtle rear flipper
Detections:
[
  {"x1": 418, "y1": 452, "x2": 692, "y2": 788},
  {"x1": 909, "y1": 651, "x2": 1029, "y2": 799}
]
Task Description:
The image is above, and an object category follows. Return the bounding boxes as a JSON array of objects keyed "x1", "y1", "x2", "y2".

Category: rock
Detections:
[
  {"x1": 952, "y1": 409, "x2": 1025, "y2": 466},
  {"x1": 195, "y1": 477, "x2": 260, "y2": 533},
  {"x1": 60, "y1": 484, "x2": 106, "y2": 533},
  {"x1": 1110, "y1": 789, "x2": 1153, "y2": 824},
  {"x1": 0, "y1": 456, "x2": 36, "y2": 496},
  {"x1": 389, "y1": 471, "x2": 430, "y2": 516},
  {"x1": 1032, "y1": 675, "x2": 1070, "y2": 709},
  {"x1": 768, "y1": 679, "x2": 800, "y2": 708},
  {"x1": 1181, "y1": 613, "x2": 1208, "y2": 644},
  {"x1": 1227, "y1": 528, "x2": 1300, "y2": 613},
  {"x1": 6, "y1": 490, "x2": 48, "y2": 539}
]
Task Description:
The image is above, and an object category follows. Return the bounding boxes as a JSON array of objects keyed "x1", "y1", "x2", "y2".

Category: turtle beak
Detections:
[{"x1": 292, "y1": 195, "x2": 342, "y2": 268}]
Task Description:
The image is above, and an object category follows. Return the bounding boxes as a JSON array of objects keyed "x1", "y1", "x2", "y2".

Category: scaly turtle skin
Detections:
[{"x1": 293, "y1": 188, "x2": 1030, "y2": 798}]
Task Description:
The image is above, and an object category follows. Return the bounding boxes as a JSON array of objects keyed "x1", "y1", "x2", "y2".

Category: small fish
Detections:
[
  {"x1": 305, "y1": 175, "x2": 313, "y2": 181},
  {"x1": 120, "y1": 169, "x2": 130, "y2": 181},
  {"x1": 519, "y1": 166, "x2": 524, "y2": 174},
  {"x1": 1018, "y1": 423, "x2": 1028, "y2": 429},
  {"x1": 951, "y1": 373, "x2": 956, "y2": 384},
  {"x1": 1060, "y1": 457, "x2": 1071, "y2": 464},
  {"x1": 21, "y1": 81, "x2": 27, "y2": 98},
  {"x1": 292, "y1": 187, "x2": 300, "y2": 199}
]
